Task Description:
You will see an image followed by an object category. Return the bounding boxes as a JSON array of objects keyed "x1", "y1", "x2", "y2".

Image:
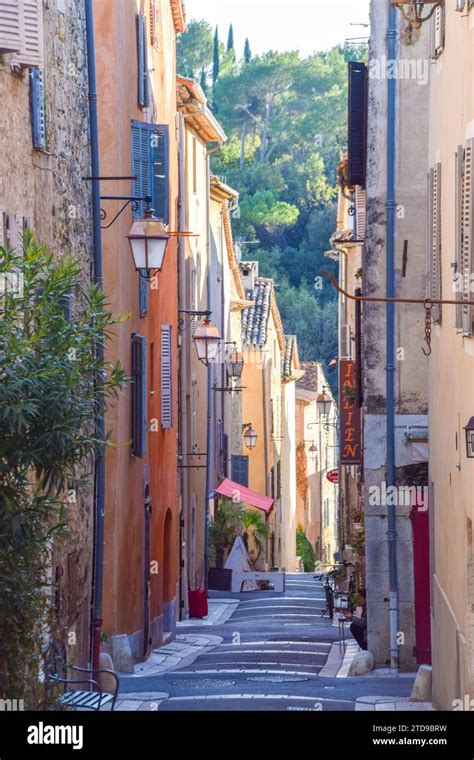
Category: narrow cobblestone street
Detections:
[{"x1": 118, "y1": 574, "x2": 415, "y2": 711}]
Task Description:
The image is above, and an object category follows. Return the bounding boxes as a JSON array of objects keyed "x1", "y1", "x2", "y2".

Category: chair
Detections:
[{"x1": 44, "y1": 643, "x2": 119, "y2": 711}]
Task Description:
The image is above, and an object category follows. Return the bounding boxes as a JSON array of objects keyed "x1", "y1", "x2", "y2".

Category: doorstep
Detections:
[{"x1": 177, "y1": 598, "x2": 239, "y2": 627}]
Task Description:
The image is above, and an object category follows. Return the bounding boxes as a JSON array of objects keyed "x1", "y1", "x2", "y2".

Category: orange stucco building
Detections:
[{"x1": 94, "y1": 0, "x2": 185, "y2": 667}]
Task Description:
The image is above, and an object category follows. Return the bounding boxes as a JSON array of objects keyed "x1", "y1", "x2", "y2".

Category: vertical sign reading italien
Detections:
[{"x1": 339, "y1": 359, "x2": 362, "y2": 465}]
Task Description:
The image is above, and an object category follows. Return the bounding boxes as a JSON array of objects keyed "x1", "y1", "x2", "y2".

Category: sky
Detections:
[{"x1": 183, "y1": 0, "x2": 370, "y2": 58}]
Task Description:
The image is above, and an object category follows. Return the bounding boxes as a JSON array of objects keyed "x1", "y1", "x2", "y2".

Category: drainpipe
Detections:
[
  {"x1": 177, "y1": 113, "x2": 187, "y2": 617},
  {"x1": 386, "y1": 0, "x2": 399, "y2": 673},
  {"x1": 204, "y1": 145, "x2": 220, "y2": 592},
  {"x1": 85, "y1": 0, "x2": 104, "y2": 671}
]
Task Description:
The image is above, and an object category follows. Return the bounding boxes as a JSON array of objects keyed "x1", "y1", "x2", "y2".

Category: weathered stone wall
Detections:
[
  {"x1": 0, "y1": 0, "x2": 94, "y2": 667},
  {"x1": 364, "y1": 0, "x2": 430, "y2": 670}
]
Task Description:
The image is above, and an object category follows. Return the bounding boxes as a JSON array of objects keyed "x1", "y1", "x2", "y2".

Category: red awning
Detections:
[{"x1": 215, "y1": 479, "x2": 274, "y2": 517}]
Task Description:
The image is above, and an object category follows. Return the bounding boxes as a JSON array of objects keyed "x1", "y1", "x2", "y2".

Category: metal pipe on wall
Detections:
[
  {"x1": 386, "y1": 0, "x2": 399, "y2": 673},
  {"x1": 84, "y1": 0, "x2": 104, "y2": 671}
]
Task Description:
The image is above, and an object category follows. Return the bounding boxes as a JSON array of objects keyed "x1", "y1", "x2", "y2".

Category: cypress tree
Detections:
[
  {"x1": 199, "y1": 67, "x2": 208, "y2": 95},
  {"x1": 212, "y1": 26, "x2": 220, "y2": 84},
  {"x1": 244, "y1": 37, "x2": 251, "y2": 64},
  {"x1": 227, "y1": 23, "x2": 235, "y2": 54}
]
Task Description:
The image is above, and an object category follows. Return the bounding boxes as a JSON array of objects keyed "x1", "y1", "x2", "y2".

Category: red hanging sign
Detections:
[
  {"x1": 326, "y1": 469, "x2": 339, "y2": 484},
  {"x1": 339, "y1": 360, "x2": 362, "y2": 465}
]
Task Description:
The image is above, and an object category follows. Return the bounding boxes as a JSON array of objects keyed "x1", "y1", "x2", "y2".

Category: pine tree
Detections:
[
  {"x1": 244, "y1": 37, "x2": 251, "y2": 64},
  {"x1": 212, "y1": 26, "x2": 220, "y2": 84}
]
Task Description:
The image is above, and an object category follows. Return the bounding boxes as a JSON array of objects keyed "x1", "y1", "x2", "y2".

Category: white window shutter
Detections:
[
  {"x1": 462, "y1": 140, "x2": 473, "y2": 335},
  {"x1": 16, "y1": 0, "x2": 43, "y2": 68},
  {"x1": 432, "y1": 4, "x2": 445, "y2": 59},
  {"x1": 0, "y1": 0, "x2": 21, "y2": 53},
  {"x1": 161, "y1": 324, "x2": 173, "y2": 429},
  {"x1": 355, "y1": 186, "x2": 366, "y2": 241},
  {"x1": 340, "y1": 324, "x2": 351, "y2": 360},
  {"x1": 455, "y1": 146, "x2": 464, "y2": 330}
]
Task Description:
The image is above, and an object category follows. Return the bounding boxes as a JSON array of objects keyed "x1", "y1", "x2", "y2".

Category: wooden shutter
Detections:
[
  {"x1": 30, "y1": 68, "x2": 46, "y2": 150},
  {"x1": 131, "y1": 120, "x2": 151, "y2": 219},
  {"x1": 222, "y1": 433, "x2": 229, "y2": 478},
  {"x1": 428, "y1": 164, "x2": 442, "y2": 323},
  {"x1": 131, "y1": 334, "x2": 147, "y2": 458},
  {"x1": 276, "y1": 460, "x2": 281, "y2": 499},
  {"x1": 231, "y1": 455, "x2": 249, "y2": 487},
  {"x1": 347, "y1": 62, "x2": 367, "y2": 188},
  {"x1": 17, "y1": 0, "x2": 43, "y2": 68},
  {"x1": 150, "y1": 125, "x2": 169, "y2": 223},
  {"x1": 6, "y1": 213, "x2": 19, "y2": 251},
  {"x1": 340, "y1": 324, "x2": 351, "y2": 359},
  {"x1": 191, "y1": 375, "x2": 197, "y2": 450},
  {"x1": 355, "y1": 187, "x2": 366, "y2": 241},
  {"x1": 432, "y1": 4, "x2": 445, "y2": 60},
  {"x1": 139, "y1": 275, "x2": 148, "y2": 317},
  {"x1": 149, "y1": 0, "x2": 158, "y2": 47},
  {"x1": 0, "y1": 0, "x2": 21, "y2": 52},
  {"x1": 462, "y1": 140, "x2": 473, "y2": 335},
  {"x1": 455, "y1": 146, "x2": 464, "y2": 329},
  {"x1": 161, "y1": 324, "x2": 173, "y2": 429},
  {"x1": 136, "y1": 13, "x2": 149, "y2": 109}
]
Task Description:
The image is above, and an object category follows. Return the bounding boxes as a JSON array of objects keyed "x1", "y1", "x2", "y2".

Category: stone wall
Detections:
[{"x1": 0, "y1": 0, "x2": 94, "y2": 667}]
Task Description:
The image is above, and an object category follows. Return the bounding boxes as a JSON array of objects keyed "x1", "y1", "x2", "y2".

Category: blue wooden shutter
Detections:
[
  {"x1": 161, "y1": 324, "x2": 173, "y2": 428},
  {"x1": 131, "y1": 120, "x2": 151, "y2": 219},
  {"x1": 150, "y1": 126, "x2": 169, "y2": 223},
  {"x1": 348, "y1": 61, "x2": 367, "y2": 188},
  {"x1": 231, "y1": 455, "x2": 249, "y2": 487},
  {"x1": 131, "y1": 334, "x2": 147, "y2": 457},
  {"x1": 30, "y1": 69, "x2": 46, "y2": 150},
  {"x1": 136, "y1": 13, "x2": 149, "y2": 109},
  {"x1": 139, "y1": 276, "x2": 148, "y2": 317}
]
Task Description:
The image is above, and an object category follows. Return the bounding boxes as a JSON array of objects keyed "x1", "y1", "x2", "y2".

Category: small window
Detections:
[
  {"x1": 192, "y1": 137, "x2": 197, "y2": 194},
  {"x1": 131, "y1": 333, "x2": 147, "y2": 457},
  {"x1": 231, "y1": 454, "x2": 249, "y2": 487},
  {"x1": 136, "y1": 12, "x2": 150, "y2": 109}
]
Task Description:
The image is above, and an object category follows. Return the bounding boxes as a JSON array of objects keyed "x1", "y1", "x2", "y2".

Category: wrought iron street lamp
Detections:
[
  {"x1": 127, "y1": 208, "x2": 170, "y2": 280},
  {"x1": 243, "y1": 423, "x2": 257, "y2": 451},
  {"x1": 317, "y1": 390, "x2": 332, "y2": 417},
  {"x1": 464, "y1": 417, "x2": 474, "y2": 459},
  {"x1": 226, "y1": 350, "x2": 244, "y2": 381},
  {"x1": 192, "y1": 318, "x2": 221, "y2": 366}
]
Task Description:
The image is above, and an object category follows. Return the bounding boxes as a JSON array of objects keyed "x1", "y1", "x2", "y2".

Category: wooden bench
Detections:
[{"x1": 44, "y1": 644, "x2": 119, "y2": 712}]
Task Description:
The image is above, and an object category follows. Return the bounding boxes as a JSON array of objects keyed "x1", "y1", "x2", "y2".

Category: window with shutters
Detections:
[
  {"x1": 131, "y1": 334, "x2": 147, "y2": 458},
  {"x1": 131, "y1": 121, "x2": 169, "y2": 223},
  {"x1": 30, "y1": 68, "x2": 46, "y2": 150},
  {"x1": 276, "y1": 460, "x2": 281, "y2": 499},
  {"x1": 270, "y1": 466, "x2": 275, "y2": 499},
  {"x1": 461, "y1": 140, "x2": 474, "y2": 335},
  {"x1": 455, "y1": 146, "x2": 464, "y2": 330},
  {"x1": 231, "y1": 455, "x2": 249, "y2": 487},
  {"x1": 347, "y1": 62, "x2": 367, "y2": 188},
  {"x1": 161, "y1": 324, "x2": 173, "y2": 429},
  {"x1": 136, "y1": 12, "x2": 150, "y2": 109},
  {"x1": 432, "y1": 4, "x2": 445, "y2": 59},
  {"x1": 428, "y1": 164, "x2": 442, "y2": 324}
]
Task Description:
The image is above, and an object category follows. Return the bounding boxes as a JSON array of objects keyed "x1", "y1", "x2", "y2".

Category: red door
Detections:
[{"x1": 412, "y1": 491, "x2": 431, "y2": 664}]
